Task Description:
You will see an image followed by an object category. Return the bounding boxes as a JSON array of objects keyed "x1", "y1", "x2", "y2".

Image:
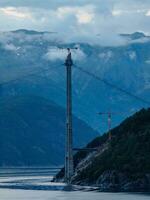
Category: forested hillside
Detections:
[{"x1": 56, "y1": 108, "x2": 150, "y2": 192}]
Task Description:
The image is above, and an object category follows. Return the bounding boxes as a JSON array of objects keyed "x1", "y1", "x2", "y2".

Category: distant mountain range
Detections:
[
  {"x1": 0, "y1": 29, "x2": 150, "y2": 132},
  {"x1": 0, "y1": 95, "x2": 98, "y2": 166}
]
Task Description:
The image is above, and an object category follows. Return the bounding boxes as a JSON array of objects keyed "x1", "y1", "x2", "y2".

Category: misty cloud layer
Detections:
[{"x1": 0, "y1": 1, "x2": 150, "y2": 45}]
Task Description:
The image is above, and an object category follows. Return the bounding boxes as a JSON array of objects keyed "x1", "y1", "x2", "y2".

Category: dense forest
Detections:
[{"x1": 56, "y1": 108, "x2": 150, "y2": 192}]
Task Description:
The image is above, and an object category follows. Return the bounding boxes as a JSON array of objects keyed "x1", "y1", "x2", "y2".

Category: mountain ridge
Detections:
[
  {"x1": 0, "y1": 29, "x2": 150, "y2": 132},
  {"x1": 0, "y1": 95, "x2": 98, "y2": 166}
]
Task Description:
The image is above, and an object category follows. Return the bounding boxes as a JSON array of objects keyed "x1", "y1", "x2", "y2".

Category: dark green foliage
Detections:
[
  {"x1": 55, "y1": 132, "x2": 109, "y2": 179},
  {"x1": 73, "y1": 108, "x2": 150, "y2": 183},
  {"x1": 74, "y1": 133, "x2": 108, "y2": 168}
]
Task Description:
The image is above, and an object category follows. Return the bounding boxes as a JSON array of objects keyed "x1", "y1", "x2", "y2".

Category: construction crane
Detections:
[{"x1": 98, "y1": 112, "x2": 122, "y2": 141}]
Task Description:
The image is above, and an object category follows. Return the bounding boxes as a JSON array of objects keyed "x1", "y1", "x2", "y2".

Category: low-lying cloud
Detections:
[
  {"x1": 44, "y1": 47, "x2": 86, "y2": 61},
  {"x1": 0, "y1": 1, "x2": 150, "y2": 46}
]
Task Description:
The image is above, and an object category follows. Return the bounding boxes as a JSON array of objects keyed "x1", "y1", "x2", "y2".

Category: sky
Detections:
[{"x1": 0, "y1": 0, "x2": 150, "y2": 44}]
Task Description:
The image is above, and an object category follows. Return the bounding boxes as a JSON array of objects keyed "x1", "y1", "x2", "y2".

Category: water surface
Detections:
[
  {"x1": 0, "y1": 189, "x2": 150, "y2": 200},
  {"x1": 0, "y1": 168, "x2": 149, "y2": 200}
]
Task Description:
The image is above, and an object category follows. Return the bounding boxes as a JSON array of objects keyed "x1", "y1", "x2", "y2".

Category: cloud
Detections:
[
  {"x1": 99, "y1": 51, "x2": 113, "y2": 62},
  {"x1": 111, "y1": 9, "x2": 148, "y2": 16},
  {"x1": 145, "y1": 10, "x2": 150, "y2": 16},
  {"x1": 44, "y1": 47, "x2": 67, "y2": 61},
  {"x1": 3, "y1": 43, "x2": 19, "y2": 51},
  {"x1": 76, "y1": 12, "x2": 94, "y2": 24},
  {"x1": 44, "y1": 47, "x2": 86, "y2": 61},
  {"x1": 112, "y1": 10, "x2": 122, "y2": 16},
  {"x1": 130, "y1": 37, "x2": 150, "y2": 44},
  {"x1": 145, "y1": 60, "x2": 150, "y2": 64},
  {"x1": 0, "y1": 7, "x2": 31, "y2": 18},
  {"x1": 0, "y1": 1, "x2": 150, "y2": 46},
  {"x1": 57, "y1": 5, "x2": 94, "y2": 24},
  {"x1": 128, "y1": 51, "x2": 137, "y2": 60}
]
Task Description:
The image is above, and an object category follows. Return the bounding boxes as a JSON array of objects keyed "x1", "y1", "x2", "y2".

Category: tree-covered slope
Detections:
[
  {"x1": 0, "y1": 95, "x2": 98, "y2": 166},
  {"x1": 56, "y1": 108, "x2": 150, "y2": 192}
]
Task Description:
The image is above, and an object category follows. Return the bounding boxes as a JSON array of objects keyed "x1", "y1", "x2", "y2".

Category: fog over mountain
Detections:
[
  {"x1": 0, "y1": 0, "x2": 150, "y2": 43},
  {"x1": 0, "y1": 30, "x2": 150, "y2": 132}
]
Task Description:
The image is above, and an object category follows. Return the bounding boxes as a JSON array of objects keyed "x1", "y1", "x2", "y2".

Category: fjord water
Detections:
[
  {"x1": 0, "y1": 168, "x2": 149, "y2": 200},
  {"x1": 0, "y1": 189, "x2": 150, "y2": 200}
]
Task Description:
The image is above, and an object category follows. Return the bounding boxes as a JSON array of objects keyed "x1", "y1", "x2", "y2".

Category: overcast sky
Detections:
[{"x1": 0, "y1": 0, "x2": 150, "y2": 44}]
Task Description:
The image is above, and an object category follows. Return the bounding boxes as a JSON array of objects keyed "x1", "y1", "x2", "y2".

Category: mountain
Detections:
[
  {"x1": 120, "y1": 32, "x2": 148, "y2": 40},
  {"x1": 55, "y1": 108, "x2": 150, "y2": 192},
  {"x1": 0, "y1": 95, "x2": 98, "y2": 166},
  {"x1": 0, "y1": 30, "x2": 150, "y2": 132}
]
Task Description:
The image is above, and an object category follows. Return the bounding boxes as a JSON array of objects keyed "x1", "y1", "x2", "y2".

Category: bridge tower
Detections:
[{"x1": 65, "y1": 48, "x2": 74, "y2": 184}]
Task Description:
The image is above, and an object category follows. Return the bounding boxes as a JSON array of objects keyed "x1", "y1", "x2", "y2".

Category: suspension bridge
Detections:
[{"x1": 0, "y1": 47, "x2": 150, "y2": 189}]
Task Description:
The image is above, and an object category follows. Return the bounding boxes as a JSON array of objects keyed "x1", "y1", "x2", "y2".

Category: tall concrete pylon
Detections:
[{"x1": 65, "y1": 48, "x2": 74, "y2": 184}]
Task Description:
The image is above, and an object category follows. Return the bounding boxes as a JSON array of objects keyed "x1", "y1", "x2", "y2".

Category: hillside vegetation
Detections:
[{"x1": 56, "y1": 108, "x2": 150, "y2": 192}]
